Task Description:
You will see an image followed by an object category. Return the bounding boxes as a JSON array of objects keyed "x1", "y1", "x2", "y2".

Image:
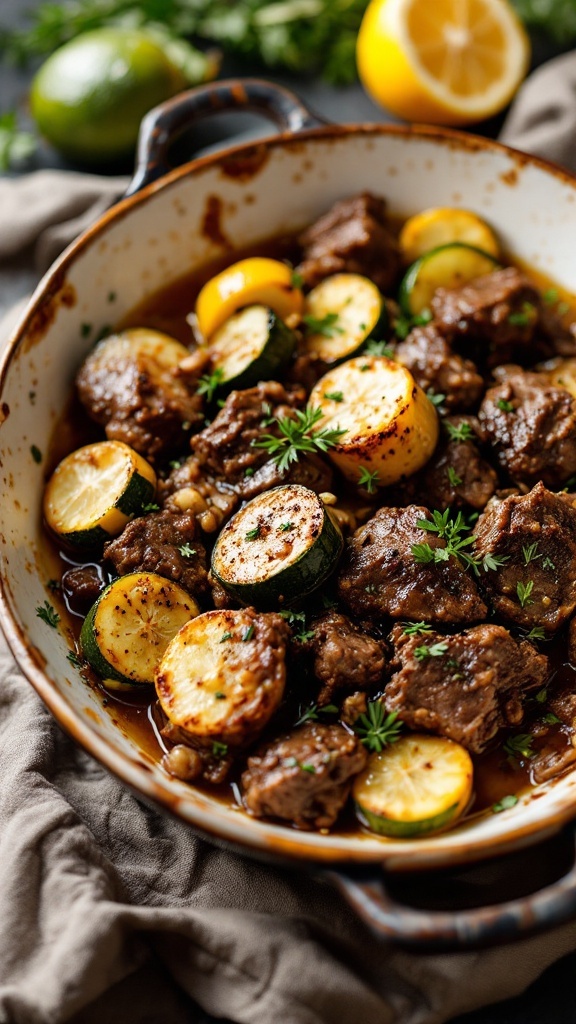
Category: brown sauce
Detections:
[{"x1": 41, "y1": 228, "x2": 576, "y2": 837}]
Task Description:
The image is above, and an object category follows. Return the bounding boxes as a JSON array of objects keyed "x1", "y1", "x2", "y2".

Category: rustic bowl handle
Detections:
[
  {"x1": 126, "y1": 77, "x2": 325, "y2": 196},
  {"x1": 326, "y1": 823, "x2": 576, "y2": 948}
]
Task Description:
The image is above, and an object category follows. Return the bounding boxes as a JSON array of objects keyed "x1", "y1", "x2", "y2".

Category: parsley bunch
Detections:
[
  {"x1": 252, "y1": 405, "x2": 347, "y2": 473},
  {"x1": 412, "y1": 509, "x2": 509, "y2": 576}
]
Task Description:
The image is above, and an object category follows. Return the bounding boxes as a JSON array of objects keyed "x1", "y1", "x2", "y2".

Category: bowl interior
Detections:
[{"x1": 3, "y1": 126, "x2": 576, "y2": 869}]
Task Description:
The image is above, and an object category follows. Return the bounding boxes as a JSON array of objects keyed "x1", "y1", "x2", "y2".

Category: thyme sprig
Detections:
[
  {"x1": 354, "y1": 702, "x2": 403, "y2": 753},
  {"x1": 252, "y1": 405, "x2": 347, "y2": 473}
]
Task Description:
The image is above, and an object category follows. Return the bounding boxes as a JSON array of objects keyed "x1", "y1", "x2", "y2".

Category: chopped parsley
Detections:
[
  {"x1": 444, "y1": 420, "x2": 474, "y2": 443},
  {"x1": 303, "y1": 312, "x2": 344, "y2": 337},
  {"x1": 36, "y1": 601, "x2": 59, "y2": 628},
  {"x1": 503, "y1": 733, "x2": 535, "y2": 762},
  {"x1": 214, "y1": 691, "x2": 226, "y2": 700},
  {"x1": 357, "y1": 466, "x2": 380, "y2": 494},
  {"x1": 543, "y1": 288, "x2": 559, "y2": 305},
  {"x1": 279, "y1": 609, "x2": 306, "y2": 629},
  {"x1": 535, "y1": 687, "x2": 548, "y2": 703},
  {"x1": 364, "y1": 339, "x2": 395, "y2": 358},
  {"x1": 526, "y1": 627, "x2": 546, "y2": 642},
  {"x1": 522, "y1": 542, "x2": 539, "y2": 565},
  {"x1": 447, "y1": 466, "x2": 462, "y2": 488},
  {"x1": 517, "y1": 579, "x2": 535, "y2": 608},
  {"x1": 542, "y1": 556, "x2": 556, "y2": 571},
  {"x1": 426, "y1": 389, "x2": 446, "y2": 408},
  {"x1": 300, "y1": 763, "x2": 316, "y2": 773},
  {"x1": 178, "y1": 543, "x2": 196, "y2": 557},
  {"x1": 507, "y1": 301, "x2": 537, "y2": 326},
  {"x1": 66, "y1": 650, "x2": 83, "y2": 667},
  {"x1": 252, "y1": 405, "x2": 347, "y2": 473},
  {"x1": 196, "y1": 368, "x2": 224, "y2": 402},
  {"x1": 354, "y1": 702, "x2": 403, "y2": 753},
  {"x1": 279, "y1": 521, "x2": 293, "y2": 532},
  {"x1": 412, "y1": 509, "x2": 508, "y2": 576},
  {"x1": 245, "y1": 526, "x2": 261, "y2": 541},
  {"x1": 169, "y1": 459, "x2": 183, "y2": 470},
  {"x1": 141, "y1": 502, "x2": 160, "y2": 513},
  {"x1": 402, "y1": 621, "x2": 433, "y2": 636},
  {"x1": 492, "y1": 794, "x2": 519, "y2": 814},
  {"x1": 414, "y1": 641, "x2": 449, "y2": 661},
  {"x1": 291, "y1": 270, "x2": 304, "y2": 289},
  {"x1": 219, "y1": 631, "x2": 233, "y2": 643},
  {"x1": 242, "y1": 624, "x2": 255, "y2": 642},
  {"x1": 543, "y1": 712, "x2": 561, "y2": 725},
  {"x1": 212, "y1": 741, "x2": 229, "y2": 758},
  {"x1": 323, "y1": 390, "x2": 344, "y2": 402},
  {"x1": 497, "y1": 398, "x2": 515, "y2": 413},
  {"x1": 244, "y1": 467, "x2": 255, "y2": 477}
]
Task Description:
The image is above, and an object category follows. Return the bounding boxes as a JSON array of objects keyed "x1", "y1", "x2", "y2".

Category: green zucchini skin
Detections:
[
  {"x1": 355, "y1": 801, "x2": 460, "y2": 839},
  {"x1": 399, "y1": 242, "x2": 501, "y2": 316},
  {"x1": 211, "y1": 484, "x2": 344, "y2": 609},
  {"x1": 209, "y1": 306, "x2": 297, "y2": 391}
]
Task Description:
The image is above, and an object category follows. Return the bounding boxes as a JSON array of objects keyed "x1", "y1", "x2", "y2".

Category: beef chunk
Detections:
[
  {"x1": 530, "y1": 679, "x2": 576, "y2": 783},
  {"x1": 76, "y1": 335, "x2": 204, "y2": 461},
  {"x1": 159, "y1": 457, "x2": 239, "y2": 534},
  {"x1": 478, "y1": 368, "x2": 576, "y2": 489},
  {"x1": 190, "y1": 381, "x2": 305, "y2": 484},
  {"x1": 385, "y1": 623, "x2": 548, "y2": 753},
  {"x1": 406, "y1": 416, "x2": 497, "y2": 511},
  {"x1": 338, "y1": 505, "x2": 487, "y2": 626},
  {"x1": 473, "y1": 483, "x2": 576, "y2": 632},
  {"x1": 395, "y1": 324, "x2": 484, "y2": 412},
  {"x1": 242, "y1": 722, "x2": 367, "y2": 829},
  {"x1": 103, "y1": 510, "x2": 209, "y2": 600},
  {"x1": 61, "y1": 565, "x2": 106, "y2": 614},
  {"x1": 430, "y1": 267, "x2": 546, "y2": 366},
  {"x1": 308, "y1": 611, "x2": 386, "y2": 705},
  {"x1": 296, "y1": 192, "x2": 400, "y2": 293},
  {"x1": 239, "y1": 451, "x2": 333, "y2": 501},
  {"x1": 569, "y1": 618, "x2": 576, "y2": 664}
]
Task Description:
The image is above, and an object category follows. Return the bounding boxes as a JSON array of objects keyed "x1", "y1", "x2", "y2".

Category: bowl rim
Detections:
[{"x1": 3, "y1": 119, "x2": 576, "y2": 871}]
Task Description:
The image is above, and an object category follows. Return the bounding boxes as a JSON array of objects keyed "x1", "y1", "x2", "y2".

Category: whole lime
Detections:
[{"x1": 30, "y1": 27, "x2": 188, "y2": 163}]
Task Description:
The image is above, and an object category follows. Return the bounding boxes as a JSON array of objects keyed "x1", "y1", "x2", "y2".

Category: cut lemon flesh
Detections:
[
  {"x1": 195, "y1": 257, "x2": 304, "y2": 340},
  {"x1": 353, "y1": 734, "x2": 473, "y2": 838},
  {"x1": 356, "y1": 0, "x2": 530, "y2": 126}
]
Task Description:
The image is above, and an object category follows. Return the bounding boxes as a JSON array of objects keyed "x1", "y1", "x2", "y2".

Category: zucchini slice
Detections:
[
  {"x1": 155, "y1": 608, "x2": 286, "y2": 747},
  {"x1": 353, "y1": 735, "x2": 473, "y2": 838},
  {"x1": 309, "y1": 356, "x2": 439, "y2": 487},
  {"x1": 207, "y1": 305, "x2": 297, "y2": 390},
  {"x1": 399, "y1": 243, "x2": 501, "y2": 315},
  {"x1": 302, "y1": 273, "x2": 388, "y2": 363},
  {"x1": 80, "y1": 571, "x2": 199, "y2": 686},
  {"x1": 399, "y1": 208, "x2": 500, "y2": 266},
  {"x1": 195, "y1": 257, "x2": 304, "y2": 340},
  {"x1": 211, "y1": 484, "x2": 343, "y2": 608},
  {"x1": 43, "y1": 440, "x2": 156, "y2": 548}
]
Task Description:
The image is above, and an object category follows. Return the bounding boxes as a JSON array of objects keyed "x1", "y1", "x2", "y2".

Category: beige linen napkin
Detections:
[{"x1": 3, "y1": 53, "x2": 576, "y2": 1024}]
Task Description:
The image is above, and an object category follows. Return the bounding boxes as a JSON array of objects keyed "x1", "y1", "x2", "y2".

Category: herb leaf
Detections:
[
  {"x1": 354, "y1": 702, "x2": 403, "y2": 753},
  {"x1": 364, "y1": 339, "x2": 395, "y2": 358},
  {"x1": 358, "y1": 466, "x2": 380, "y2": 493},
  {"x1": 303, "y1": 312, "x2": 343, "y2": 337},
  {"x1": 447, "y1": 466, "x2": 462, "y2": 488},
  {"x1": 197, "y1": 368, "x2": 224, "y2": 402},
  {"x1": 402, "y1": 621, "x2": 433, "y2": 636},
  {"x1": 414, "y1": 641, "x2": 449, "y2": 661},
  {"x1": 492, "y1": 794, "x2": 519, "y2": 813},
  {"x1": 517, "y1": 579, "x2": 535, "y2": 608},
  {"x1": 497, "y1": 398, "x2": 515, "y2": 413},
  {"x1": 444, "y1": 420, "x2": 474, "y2": 443},
  {"x1": 178, "y1": 543, "x2": 196, "y2": 557},
  {"x1": 252, "y1": 405, "x2": 347, "y2": 473},
  {"x1": 503, "y1": 733, "x2": 535, "y2": 762},
  {"x1": 36, "y1": 601, "x2": 59, "y2": 628}
]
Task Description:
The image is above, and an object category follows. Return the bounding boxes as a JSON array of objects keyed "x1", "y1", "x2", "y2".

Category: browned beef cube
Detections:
[
  {"x1": 385, "y1": 623, "x2": 548, "y2": 753},
  {"x1": 241, "y1": 723, "x2": 367, "y2": 829},
  {"x1": 431, "y1": 267, "x2": 545, "y2": 366},
  {"x1": 395, "y1": 324, "x2": 484, "y2": 412},
  {"x1": 308, "y1": 611, "x2": 386, "y2": 705},
  {"x1": 190, "y1": 381, "x2": 305, "y2": 484},
  {"x1": 406, "y1": 415, "x2": 497, "y2": 511},
  {"x1": 337, "y1": 505, "x2": 487, "y2": 626},
  {"x1": 473, "y1": 483, "x2": 576, "y2": 632},
  {"x1": 296, "y1": 192, "x2": 400, "y2": 293},
  {"x1": 478, "y1": 368, "x2": 576, "y2": 489},
  {"x1": 104, "y1": 509, "x2": 209, "y2": 600}
]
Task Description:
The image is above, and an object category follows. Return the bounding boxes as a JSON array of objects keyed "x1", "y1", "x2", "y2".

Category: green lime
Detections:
[{"x1": 30, "y1": 27, "x2": 188, "y2": 163}]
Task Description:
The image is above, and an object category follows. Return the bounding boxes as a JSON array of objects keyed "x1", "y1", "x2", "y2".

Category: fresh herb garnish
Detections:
[
  {"x1": 169, "y1": 459, "x2": 183, "y2": 470},
  {"x1": 412, "y1": 510, "x2": 508, "y2": 576},
  {"x1": 300, "y1": 763, "x2": 316, "y2": 773},
  {"x1": 427, "y1": 389, "x2": 446, "y2": 408},
  {"x1": 535, "y1": 687, "x2": 548, "y2": 703},
  {"x1": 354, "y1": 702, "x2": 403, "y2": 753},
  {"x1": 219, "y1": 631, "x2": 233, "y2": 643},
  {"x1": 402, "y1": 621, "x2": 433, "y2": 636},
  {"x1": 303, "y1": 312, "x2": 344, "y2": 337},
  {"x1": 444, "y1": 420, "x2": 474, "y2": 443},
  {"x1": 30, "y1": 445, "x2": 42, "y2": 464},
  {"x1": 323, "y1": 390, "x2": 344, "y2": 402},
  {"x1": 196, "y1": 368, "x2": 224, "y2": 402},
  {"x1": 47, "y1": 579, "x2": 61, "y2": 592},
  {"x1": 517, "y1": 579, "x2": 535, "y2": 608},
  {"x1": 295, "y1": 702, "x2": 339, "y2": 726},
  {"x1": 0, "y1": 111, "x2": 36, "y2": 171},
  {"x1": 36, "y1": 601, "x2": 59, "y2": 628},
  {"x1": 543, "y1": 288, "x2": 559, "y2": 305},
  {"x1": 178, "y1": 543, "x2": 196, "y2": 557},
  {"x1": 364, "y1": 339, "x2": 395, "y2": 358},
  {"x1": 244, "y1": 467, "x2": 255, "y2": 477},
  {"x1": 357, "y1": 466, "x2": 380, "y2": 493},
  {"x1": 214, "y1": 691, "x2": 226, "y2": 700},
  {"x1": 252, "y1": 405, "x2": 347, "y2": 473},
  {"x1": 522, "y1": 542, "x2": 539, "y2": 564},
  {"x1": 492, "y1": 794, "x2": 519, "y2": 813},
  {"x1": 245, "y1": 526, "x2": 261, "y2": 541},
  {"x1": 295, "y1": 629, "x2": 316, "y2": 643},
  {"x1": 504, "y1": 733, "x2": 535, "y2": 762},
  {"x1": 507, "y1": 301, "x2": 537, "y2": 327},
  {"x1": 394, "y1": 308, "x2": 432, "y2": 340},
  {"x1": 480, "y1": 552, "x2": 510, "y2": 572},
  {"x1": 279, "y1": 609, "x2": 306, "y2": 629},
  {"x1": 542, "y1": 556, "x2": 556, "y2": 571},
  {"x1": 414, "y1": 641, "x2": 449, "y2": 661},
  {"x1": 291, "y1": 270, "x2": 304, "y2": 289},
  {"x1": 447, "y1": 466, "x2": 462, "y2": 488},
  {"x1": 279, "y1": 521, "x2": 293, "y2": 532},
  {"x1": 497, "y1": 398, "x2": 515, "y2": 413},
  {"x1": 543, "y1": 712, "x2": 562, "y2": 725},
  {"x1": 212, "y1": 741, "x2": 229, "y2": 758},
  {"x1": 242, "y1": 624, "x2": 255, "y2": 642},
  {"x1": 66, "y1": 650, "x2": 83, "y2": 667},
  {"x1": 141, "y1": 502, "x2": 160, "y2": 513}
]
